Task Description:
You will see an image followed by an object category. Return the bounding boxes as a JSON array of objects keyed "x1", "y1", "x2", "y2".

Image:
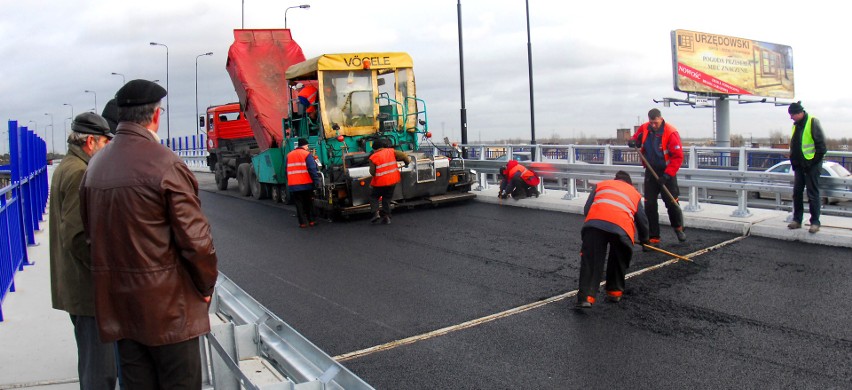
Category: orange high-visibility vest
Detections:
[
  {"x1": 585, "y1": 179, "x2": 642, "y2": 243},
  {"x1": 370, "y1": 148, "x2": 401, "y2": 187},
  {"x1": 286, "y1": 148, "x2": 312, "y2": 186},
  {"x1": 298, "y1": 85, "x2": 318, "y2": 114},
  {"x1": 507, "y1": 163, "x2": 536, "y2": 184}
]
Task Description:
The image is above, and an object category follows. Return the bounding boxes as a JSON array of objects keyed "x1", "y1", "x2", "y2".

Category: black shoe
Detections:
[
  {"x1": 574, "y1": 296, "x2": 594, "y2": 309},
  {"x1": 605, "y1": 291, "x2": 622, "y2": 303},
  {"x1": 370, "y1": 212, "x2": 381, "y2": 224},
  {"x1": 674, "y1": 227, "x2": 686, "y2": 242},
  {"x1": 382, "y1": 216, "x2": 391, "y2": 225}
]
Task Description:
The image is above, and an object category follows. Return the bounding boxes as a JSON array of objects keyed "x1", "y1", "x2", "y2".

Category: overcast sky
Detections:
[{"x1": 2, "y1": 0, "x2": 849, "y2": 154}]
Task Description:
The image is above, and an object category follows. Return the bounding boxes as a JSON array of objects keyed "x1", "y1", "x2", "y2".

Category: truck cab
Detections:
[{"x1": 204, "y1": 103, "x2": 257, "y2": 190}]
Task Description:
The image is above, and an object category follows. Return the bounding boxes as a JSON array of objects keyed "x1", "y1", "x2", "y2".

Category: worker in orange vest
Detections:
[
  {"x1": 286, "y1": 138, "x2": 321, "y2": 228},
  {"x1": 368, "y1": 138, "x2": 411, "y2": 224},
  {"x1": 498, "y1": 160, "x2": 540, "y2": 200},
  {"x1": 296, "y1": 83, "x2": 319, "y2": 120},
  {"x1": 575, "y1": 171, "x2": 650, "y2": 309}
]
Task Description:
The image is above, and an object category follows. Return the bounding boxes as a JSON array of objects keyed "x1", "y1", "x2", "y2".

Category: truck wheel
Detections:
[
  {"x1": 249, "y1": 166, "x2": 269, "y2": 200},
  {"x1": 271, "y1": 185, "x2": 283, "y2": 203},
  {"x1": 237, "y1": 163, "x2": 252, "y2": 197},
  {"x1": 214, "y1": 163, "x2": 229, "y2": 191}
]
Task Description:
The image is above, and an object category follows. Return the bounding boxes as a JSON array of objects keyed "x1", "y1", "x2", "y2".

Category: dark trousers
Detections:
[
  {"x1": 792, "y1": 163, "x2": 821, "y2": 225},
  {"x1": 643, "y1": 169, "x2": 683, "y2": 238},
  {"x1": 117, "y1": 337, "x2": 201, "y2": 390},
  {"x1": 291, "y1": 190, "x2": 315, "y2": 225},
  {"x1": 70, "y1": 315, "x2": 118, "y2": 390},
  {"x1": 370, "y1": 185, "x2": 396, "y2": 216},
  {"x1": 577, "y1": 228, "x2": 633, "y2": 301}
]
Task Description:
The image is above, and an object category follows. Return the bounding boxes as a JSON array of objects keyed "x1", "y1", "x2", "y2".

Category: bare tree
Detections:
[{"x1": 730, "y1": 134, "x2": 744, "y2": 147}]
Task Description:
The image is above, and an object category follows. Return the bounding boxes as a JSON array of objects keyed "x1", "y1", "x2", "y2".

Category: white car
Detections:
[{"x1": 757, "y1": 160, "x2": 852, "y2": 204}]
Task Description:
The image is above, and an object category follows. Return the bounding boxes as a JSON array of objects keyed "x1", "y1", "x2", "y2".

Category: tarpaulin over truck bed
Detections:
[{"x1": 226, "y1": 29, "x2": 306, "y2": 151}]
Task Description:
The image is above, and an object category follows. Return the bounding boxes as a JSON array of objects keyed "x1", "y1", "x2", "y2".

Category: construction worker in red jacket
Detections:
[
  {"x1": 629, "y1": 108, "x2": 686, "y2": 243},
  {"x1": 368, "y1": 138, "x2": 411, "y2": 224},
  {"x1": 287, "y1": 138, "x2": 321, "y2": 228},
  {"x1": 498, "y1": 160, "x2": 540, "y2": 199},
  {"x1": 576, "y1": 171, "x2": 650, "y2": 308}
]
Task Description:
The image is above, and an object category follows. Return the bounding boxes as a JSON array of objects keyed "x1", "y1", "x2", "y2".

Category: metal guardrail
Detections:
[
  {"x1": 1, "y1": 121, "x2": 47, "y2": 322},
  {"x1": 458, "y1": 144, "x2": 852, "y2": 218},
  {"x1": 205, "y1": 273, "x2": 374, "y2": 389},
  {"x1": 185, "y1": 143, "x2": 851, "y2": 218}
]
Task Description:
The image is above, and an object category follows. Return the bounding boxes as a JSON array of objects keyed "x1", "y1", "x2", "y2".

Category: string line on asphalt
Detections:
[{"x1": 333, "y1": 235, "x2": 748, "y2": 363}]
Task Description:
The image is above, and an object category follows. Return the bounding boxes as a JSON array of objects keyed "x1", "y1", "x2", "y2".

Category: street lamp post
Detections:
[
  {"x1": 63, "y1": 103, "x2": 74, "y2": 120},
  {"x1": 84, "y1": 90, "x2": 98, "y2": 113},
  {"x1": 44, "y1": 113, "x2": 55, "y2": 154},
  {"x1": 27, "y1": 120, "x2": 37, "y2": 138},
  {"x1": 525, "y1": 0, "x2": 536, "y2": 146},
  {"x1": 63, "y1": 103, "x2": 73, "y2": 152},
  {"x1": 456, "y1": 0, "x2": 469, "y2": 157},
  {"x1": 149, "y1": 42, "x2": 170, "y2": 147},
  {"x1": 195, "y1": 52, "x2": 213, "y2": 140},
  {"x1": 285, "y1": 4, "x2": 310, "y2": 29},
  {"x1": 111, "y1": 72, "x2": 126, "y2": 85},
  {"x1": 45, "y1": 125, "x2": 55, "y2": 155}
]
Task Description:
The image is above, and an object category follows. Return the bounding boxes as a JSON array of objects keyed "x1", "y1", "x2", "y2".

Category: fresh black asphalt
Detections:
[{"x1": 197, "y1": 173, "x2": 852, "y2": 389}]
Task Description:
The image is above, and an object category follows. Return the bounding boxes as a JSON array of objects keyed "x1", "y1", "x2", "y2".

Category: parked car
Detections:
[{"x1": 756, "y1": 160, "x2": 851, "y2": 204}]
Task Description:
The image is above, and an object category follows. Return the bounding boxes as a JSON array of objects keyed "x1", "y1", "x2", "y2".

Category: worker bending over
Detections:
[{"x1": 576, "y1": 171, "x2": 650, "y2": 309}]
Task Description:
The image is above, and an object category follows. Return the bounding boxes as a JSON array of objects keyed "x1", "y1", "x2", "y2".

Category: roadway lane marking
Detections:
[{"x1": 333, "y1": 235, "x2": 748, "y2": 363}]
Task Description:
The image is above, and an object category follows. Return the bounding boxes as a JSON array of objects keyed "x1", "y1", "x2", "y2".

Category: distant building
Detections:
[{"x1": 616, "y1": 128, "x2": 631, "y2": 142}]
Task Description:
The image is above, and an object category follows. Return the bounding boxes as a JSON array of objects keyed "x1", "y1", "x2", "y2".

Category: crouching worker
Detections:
[
  {"x1": 575, "y1": 171, "x2": 649, "y2": 309},
  {"x1": 498, "y1": 160, "x2": 540, "y2": 200}
]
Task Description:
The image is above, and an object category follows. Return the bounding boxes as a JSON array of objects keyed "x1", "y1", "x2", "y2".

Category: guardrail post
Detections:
[
  {"x1": 684, "y1": 145, "x2": 702, "y2": 212},
  {"x1": 603, "y1": 144, "x2": 613, "y2": 166},
  {"x1": 562, "y1": 145, "x2": 578, "y2": 200},
  {"x1": 730, "y1": 146, "x2": 752, "y2": 217},
  {"x1": 475, "y1": 145, "x2": 488, "y2": 191}
]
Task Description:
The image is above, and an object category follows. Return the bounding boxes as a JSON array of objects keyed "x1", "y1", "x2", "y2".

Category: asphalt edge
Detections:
[{"x1": 471, "y1": 186, "x2": 852, "y2": 249}]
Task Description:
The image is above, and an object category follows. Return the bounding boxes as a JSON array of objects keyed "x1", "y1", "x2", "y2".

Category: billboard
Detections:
[{"x1": 671, "y1": 29, "x2": 794, "y2": 99}]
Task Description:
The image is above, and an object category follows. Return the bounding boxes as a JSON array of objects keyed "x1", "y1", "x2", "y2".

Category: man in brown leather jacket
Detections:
[{"x1": 80, "y1": 79, "x2": 218, "y2": 388}]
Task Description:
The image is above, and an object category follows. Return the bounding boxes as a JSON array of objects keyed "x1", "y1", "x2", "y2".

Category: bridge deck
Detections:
[{"x1": 1, "y1": 172, "x2": 850, "y2": 388}]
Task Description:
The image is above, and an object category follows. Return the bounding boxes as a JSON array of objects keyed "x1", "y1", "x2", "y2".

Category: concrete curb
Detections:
[{"x1": 472, "y1": 187, "x2": 852, "y2": 249}]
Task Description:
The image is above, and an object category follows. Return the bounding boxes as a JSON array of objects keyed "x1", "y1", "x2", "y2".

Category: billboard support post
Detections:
[{"x1": 716, "y1": 98, "x2": 730, "y2": 147}]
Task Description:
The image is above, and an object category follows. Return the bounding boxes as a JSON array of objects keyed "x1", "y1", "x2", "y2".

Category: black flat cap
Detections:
[
  {"x1": 115, "y1": 79, "x2": 167, "y2": 107},
  {"x1": 72, "y1": 112, "x2": 113, "y2": 139},
  {"x1": 101, "y1": 98, "x2": 119, "y2": 135}
]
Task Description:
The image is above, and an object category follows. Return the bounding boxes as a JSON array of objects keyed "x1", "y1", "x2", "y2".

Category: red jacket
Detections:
[{"x1": 631, "y1": 122, "x2": 683, "y2": 177}]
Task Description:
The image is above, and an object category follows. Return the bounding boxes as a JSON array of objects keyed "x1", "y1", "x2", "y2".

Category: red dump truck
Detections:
[
  {"x1": 204, "y1": 103, "x2": 254, "y2": 190},
  {"x1": 205, "y1": 29, "x2": 476, "y2": 216}
]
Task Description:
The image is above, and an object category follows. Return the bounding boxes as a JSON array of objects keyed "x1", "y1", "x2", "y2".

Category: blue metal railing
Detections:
[{"x1": 1, "y1": 120, "x2": 48, "y2": 321}]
